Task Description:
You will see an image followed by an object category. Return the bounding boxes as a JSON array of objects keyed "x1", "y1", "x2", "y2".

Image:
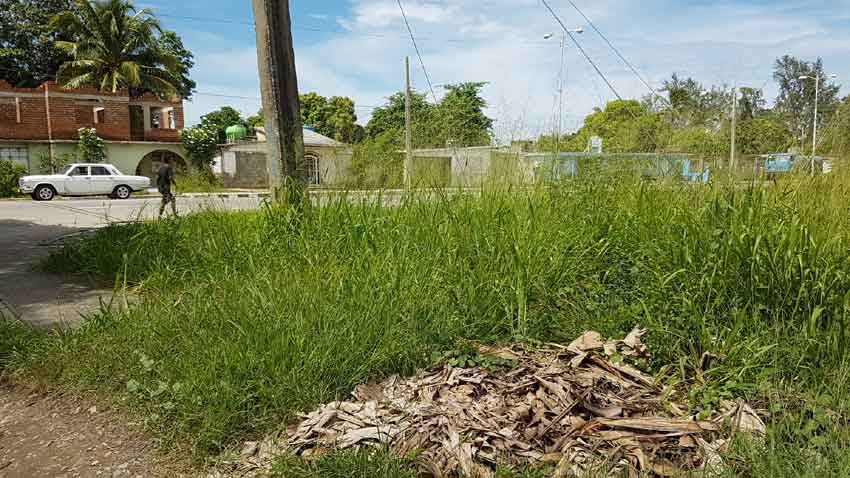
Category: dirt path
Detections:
[{"x1": 0, "y1": 384, "x2": 197, "y2": 478}]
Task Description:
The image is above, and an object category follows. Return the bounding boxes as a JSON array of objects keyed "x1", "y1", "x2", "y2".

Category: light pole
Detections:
[
  {"x1": 799, "y1": 73, "x2": 838, "y2": 175},
  {"x1": 544, "y1": 27, "x2": 583, "y2": 158}
]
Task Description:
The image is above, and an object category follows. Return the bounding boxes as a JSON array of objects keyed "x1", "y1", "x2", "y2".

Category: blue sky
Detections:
[{"x1": 138, "y1": 0, "x2": 849, "y2": 140}]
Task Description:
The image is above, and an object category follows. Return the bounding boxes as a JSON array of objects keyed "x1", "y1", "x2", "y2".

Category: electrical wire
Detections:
[
  {"x1": 563, "y1": 0, "x2": 661, "y2": 103},
  {"x1": 537, "y1": 0, "x2": 636, "y2": 119},
  {"x1": 396, "y1": 0, "x2": 438, "y2": 103}
]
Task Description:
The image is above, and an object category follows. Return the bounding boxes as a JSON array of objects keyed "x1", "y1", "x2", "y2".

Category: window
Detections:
[
  {"x1": 167, "y1": 109, "x2": 176, "y2": 129},
  {"x1": 0, "y1": 147, "x2": 28, "y2": 168},
  {"x1": 304, "y1": 154, "x2": 321, "y2": 185},
  {"x1": 91, "y1": 166, "x2": 111, "y2": 176},
  {"x1": 69, "y1": 166, "x2": 89, "y2": 176},
  {"x1": 94, "y1": 107, "x2": 105, "y2": 124}
]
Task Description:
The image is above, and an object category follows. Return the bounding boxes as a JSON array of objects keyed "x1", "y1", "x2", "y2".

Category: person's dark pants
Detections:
[{"x1": 159, "y1": 190, "x2": 177, "y2": 217}]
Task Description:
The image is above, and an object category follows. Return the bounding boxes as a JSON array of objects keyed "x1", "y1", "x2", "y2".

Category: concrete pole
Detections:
[
  {"x1": 252, "y1": 0, "x2": 305, "y2": 200},
  {"x1": 555, "y1": 34, "x2": 565, "y2": 159},
  {"x1": 812, "y1": 75, "x2": 820, "y2": 175},
  {"x1": 404, "y1": 56, "x2": 413, "y2": 190},
  {"x1": 730, "y1": 85, "x2": 737, "y2": 174}
]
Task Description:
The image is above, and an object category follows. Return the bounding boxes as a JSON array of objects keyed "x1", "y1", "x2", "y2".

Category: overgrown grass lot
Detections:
[{"x1": 5, "y1": 174, "x2": 850, "y2": 476}]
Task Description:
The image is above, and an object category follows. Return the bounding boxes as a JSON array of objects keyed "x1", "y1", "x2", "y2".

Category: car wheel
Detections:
[
  {"x1": 113, "y1": 185, "x2": 132, "y2": 200},
  {"x1": 34, "y1": 185, "x2": 55, "y2": 201}
]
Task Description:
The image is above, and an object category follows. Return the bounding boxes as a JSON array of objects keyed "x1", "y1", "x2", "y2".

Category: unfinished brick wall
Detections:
[{"x1": 0, "y1": 80, "x2": 182, "y2": 143}]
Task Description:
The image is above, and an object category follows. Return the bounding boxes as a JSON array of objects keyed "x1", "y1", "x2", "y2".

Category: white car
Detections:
[{"x1": 19, "y1": 163, "x2": 151, "y2": 201}]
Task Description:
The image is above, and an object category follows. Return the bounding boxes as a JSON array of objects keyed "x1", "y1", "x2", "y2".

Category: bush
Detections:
[
  {"x1": 0, "y1": 160, "x2": 28, "y2": 198},
  {"x1": 77, "y1": 127, "x2": 106, "y2": 163}
]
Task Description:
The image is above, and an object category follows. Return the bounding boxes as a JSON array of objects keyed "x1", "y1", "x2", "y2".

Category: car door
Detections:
[
  {"x1": 89, "y1": 165, "x2": 116, "y2": 195},
  {"x1": 65, "y1": 166, "x2": 92, "y2": 195}
]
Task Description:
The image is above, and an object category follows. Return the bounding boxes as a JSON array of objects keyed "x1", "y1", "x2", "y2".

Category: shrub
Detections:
[
  {"x1": 0, "y1": 159, "x2": 28, "y2": 197},
  {"x1": 77, "y1": 127, "x2": 106, "y2": 163}
]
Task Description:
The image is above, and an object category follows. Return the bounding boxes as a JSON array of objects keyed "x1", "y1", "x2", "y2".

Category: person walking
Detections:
[{"x1": 157, "y1": 157, "x2": 178, "y2": 218}]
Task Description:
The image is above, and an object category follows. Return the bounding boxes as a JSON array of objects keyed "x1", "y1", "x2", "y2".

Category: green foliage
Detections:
[
  {"x1": 0, "y1": 320, "x2": 41, "y2": 370},
  {"x1": 51, "y1": 0, "x2": 187, "y2": 97},
  {"x1": 774, "y1": 55, "x2": 841, "y2": 141},
  {"x1": 272, "y1": 450, "x2": 415, "y2": 478},
  {"x1": 820, "y1": 97, "x2": 850, "y2": 158},
  {"x1": 347, "y1": 132, "x2": 402, "y2": 188},
  {"x1": 665, "y1": 127, "x2": 725, "y2": 157},
  {"x1": 137, "y1": 30, "x2": 195, "y2": 100},
  {"x1": 0, "y1": 0, "x2": 73, "y2": 87},
  {"x1": 19, "y1": 175, "x2": 850, "y2": 459},
  {"x1": 366, "y1": 82, "x2": 493, "y2": 148},
  {"x1": 300, "y1": 92, "x2": 364, "y2": 144},
  {"x1": 737, "y1": 116, "x2": 795, "y2": 154},
  {"x1": 179, "y1": 125, "x2": 218, "y2": 169},
  {"x1": 0, "y1": 159, "x2": 27, "y2": 197},
  {"x1": 437, "y1": 82, "x2": 493, "y2": 146},
  {"x1": 200, "y1": 106, "x2": 246, "y2": 144},
  {"x1": 76, "y1": 127, "x2": 105, "y2": 163},
  {"x1": 366, "y1": 90, "x2": 438, "y2": 145},
  {"x1": 246, "y1": 109, "x2": 264, "y2": 129},
  {"x1": 563, "y1": 100, "x2": 661, "y2": 153},
  {"x1": 37, "y1": 151, "x2": 74, "y2": 174}
]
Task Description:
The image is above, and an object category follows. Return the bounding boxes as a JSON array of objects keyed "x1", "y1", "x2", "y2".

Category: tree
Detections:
[
  {"x1": 0, "y1": 0, "x2": 74, "y2": 87},
  {"x1": 76, "y1": 127, "x2": 105, "y2": 162},
  {"x1": 737, "y1": 87, "x2": 766, "y2": 121},
  {"x1": 563, "y1": 100, "x2": 661, "y2": 153},
  {"x1": 246, "y1": 109, "x2": 264, "y2": 129},
  {"x1": 179, "y1": 125, "x2": 218, "y2": 169},
  {"x1": 51, "y1": 0, "x2": 183, "y2": 97},
  {"x1": 736, "y1": 116, "x2": 794, "y2": 155},
  {"x1": 137, "y1": 31, "x2": 195, "y2": 100},
  {"x1": 773, "y1": 55, "x2": 840, "y2": 142},
  {"x1": 438, "y1": 82, "x2": 493, "y2": 146},
  {"x1": 366, "y1": 90, "x2": 439, "y2": 146},
  {"x1": 300, "y1": 92, "x2": 364, "y2": 144},
  {"x1": 200, "y1": 106, "x2": 246, "y2": 144}
]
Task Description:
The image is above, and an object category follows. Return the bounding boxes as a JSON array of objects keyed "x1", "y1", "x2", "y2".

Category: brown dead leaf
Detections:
[{"x1": 567, "y1": 331, "x2": 604, "y2": 354}]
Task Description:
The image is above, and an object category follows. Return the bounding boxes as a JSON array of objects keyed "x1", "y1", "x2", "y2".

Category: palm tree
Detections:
[{"x1": 51, "y1": 0, "x2": 179, "y2": 96}]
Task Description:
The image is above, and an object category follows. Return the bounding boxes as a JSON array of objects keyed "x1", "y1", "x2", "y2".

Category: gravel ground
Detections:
[{"x1": 0, "y1": 383, "x2": 197, "y2": 478}]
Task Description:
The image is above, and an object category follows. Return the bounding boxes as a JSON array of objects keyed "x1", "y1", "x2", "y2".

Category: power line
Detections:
[
  {"x1": 564, "y1": 0, "x2": 660, "y2": 103},
  {"x1": 396, "y1": 0, "x2": 438, "y2": 103},
  {"x1": 538, "y1": 0, "x2": 630, "y2": 112}
]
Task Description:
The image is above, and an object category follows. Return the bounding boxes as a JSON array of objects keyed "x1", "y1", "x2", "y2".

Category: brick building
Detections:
[{"x1": 0, "y1": 80, "x2": 186, "y2": 181}]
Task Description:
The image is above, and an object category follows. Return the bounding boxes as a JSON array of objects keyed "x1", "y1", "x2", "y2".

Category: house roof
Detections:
[{"x1": 254, "y1": 127, "x2": 346, "y2": 147}]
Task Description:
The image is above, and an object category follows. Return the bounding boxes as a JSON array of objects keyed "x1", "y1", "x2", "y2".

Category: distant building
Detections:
[
  {"x1": 0, "y1": 80, "x2": 186, "y2": 181},
  {"x1": 215, "y1": 126, "x2": 353, "y2": 188}
]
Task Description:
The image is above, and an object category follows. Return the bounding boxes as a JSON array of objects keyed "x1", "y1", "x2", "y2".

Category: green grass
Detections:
[{"x1": 10, "y1": 172, "x2": 850, "y2": 474}]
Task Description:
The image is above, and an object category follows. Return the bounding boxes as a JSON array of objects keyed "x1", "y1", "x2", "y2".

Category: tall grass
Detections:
[{"x1": 15, "y1": 172, "x2": 850, "y2": 468}]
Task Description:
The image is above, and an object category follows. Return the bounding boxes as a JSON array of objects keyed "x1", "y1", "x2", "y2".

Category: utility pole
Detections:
[
  {"x1": 555, "y1": 33, "x2": 565, "y2": 159},
  {"x1": 812, "y1": 75, "x2": 820, "y2": 176},
  {"x1": 404, "y1": 56, "x2": 413, "y2": 190},
  {"x1": 730, "y1": 85, "x2": 737, "y2": 173},
  {"x1": 252, "y1": 0, "x2": 305, "y2": 202}
]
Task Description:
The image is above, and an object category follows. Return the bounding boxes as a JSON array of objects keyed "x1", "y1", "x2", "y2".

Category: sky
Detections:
[{"x1": 137, "y1": 0, "x2": 850, "y2": 141}]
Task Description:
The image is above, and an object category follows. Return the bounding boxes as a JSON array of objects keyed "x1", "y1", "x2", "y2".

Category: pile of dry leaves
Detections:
[{"x1": 221, "y1": 327, "x2": 765, "y2": 477}]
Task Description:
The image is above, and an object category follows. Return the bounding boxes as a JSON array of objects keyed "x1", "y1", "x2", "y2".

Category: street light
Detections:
[
  {"x1": 799, "y1": 73, "x2": 838, "y2": 174},
  {"x1": 544, "y1": 27, "x2": 583, "y2": 158}
]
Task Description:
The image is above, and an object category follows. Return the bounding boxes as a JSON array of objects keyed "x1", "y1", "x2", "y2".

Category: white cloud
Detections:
[{"x1": 181, "y1": 0, "x2": 850, "y2": 139}]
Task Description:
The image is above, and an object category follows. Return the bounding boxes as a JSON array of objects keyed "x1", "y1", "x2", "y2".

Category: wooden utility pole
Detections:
[
  {"x1": 404, "y1": 56, "x2": 413, "y2": 190},
  {"x1": 252, "y1": 0, "x2": 305, "y2": 202}
]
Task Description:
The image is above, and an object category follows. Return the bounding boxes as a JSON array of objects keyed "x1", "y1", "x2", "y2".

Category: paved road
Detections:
[{"x1": 0, "y1": 195, "x2": 264, "y2": 327}]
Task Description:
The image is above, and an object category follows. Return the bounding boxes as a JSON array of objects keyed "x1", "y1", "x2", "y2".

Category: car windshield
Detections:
[{"x1": 61, "y1": 165, "x2": 75, "y2": 175}]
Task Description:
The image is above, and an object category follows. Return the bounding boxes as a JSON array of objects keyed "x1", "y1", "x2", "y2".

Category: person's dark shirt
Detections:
[{"x1": 157, "y1": 164, "x2": 175, "y2": 193}]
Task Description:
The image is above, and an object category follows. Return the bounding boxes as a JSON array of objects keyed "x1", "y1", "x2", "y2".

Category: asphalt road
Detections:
[{"x1": 0, "y1": 195, "x2": 265, "y2": 327}]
